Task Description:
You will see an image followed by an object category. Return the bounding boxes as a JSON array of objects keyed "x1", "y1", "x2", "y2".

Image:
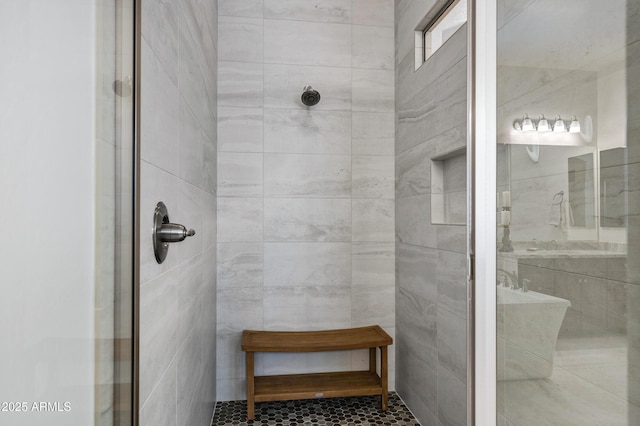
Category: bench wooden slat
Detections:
[
  {"x1": 253, "y1": 371, "x2": 382, "y2": 402},
  {"x1": 241, "y1": 325, "x2": 392, "y2": 352}
]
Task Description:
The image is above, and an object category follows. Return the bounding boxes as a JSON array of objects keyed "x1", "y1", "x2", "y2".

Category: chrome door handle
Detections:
[{"x1": 153, "y1": 201, "x2": 195, "y2": 264}]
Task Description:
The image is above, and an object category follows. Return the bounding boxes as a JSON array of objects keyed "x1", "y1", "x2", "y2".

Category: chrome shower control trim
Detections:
[{"x1": 153, "y1": 201, "x2": 196, "y2": 264}]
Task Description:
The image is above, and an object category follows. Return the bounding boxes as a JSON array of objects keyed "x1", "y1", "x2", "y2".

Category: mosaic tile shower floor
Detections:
[{"x1": 211, "y1": 392, "x2": 420, "y2": 425}]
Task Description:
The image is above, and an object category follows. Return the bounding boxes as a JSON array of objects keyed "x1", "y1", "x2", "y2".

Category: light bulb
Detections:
[
  {"x1": 537, "y1": 115, "x2": 551, "y2": 132},
  {"x1": 553, "y1": 116, "x2": 567, "y2": 133},
  {"x1": 569, "y1": 116, "x2": 580, "y2": 133},
  {"x1": 521, "y1": 114, "x2": 535, "y2": 132}
]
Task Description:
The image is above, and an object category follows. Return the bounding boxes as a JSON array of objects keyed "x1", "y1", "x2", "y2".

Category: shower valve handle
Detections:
[
  {"x1": 156, "y1": 223, "x2": 196, "y2": 243},
  {"x1": 153, "y1": 201, "x2": 196, "y2": 264}
]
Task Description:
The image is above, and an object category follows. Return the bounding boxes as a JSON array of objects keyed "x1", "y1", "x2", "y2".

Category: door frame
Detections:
[{"x1": 470, "y1": 0, "x2": 498, "y2": 424}]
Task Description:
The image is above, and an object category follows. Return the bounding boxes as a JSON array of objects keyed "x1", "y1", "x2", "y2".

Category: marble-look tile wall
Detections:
[
  {"x1": 216, "y1": 0, "x2": 396, "y2": 401},
  {"x1": 395, "y1": 1, "x2": 468, "y2": 424},
  {"x1": 139, "y1": 1, "x2": 218, "y2": 424}
]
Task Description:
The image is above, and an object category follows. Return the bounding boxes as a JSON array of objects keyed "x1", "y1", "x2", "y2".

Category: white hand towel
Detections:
[{"x1": 549, "y1": 191, "x2": 564, "y2": 227}]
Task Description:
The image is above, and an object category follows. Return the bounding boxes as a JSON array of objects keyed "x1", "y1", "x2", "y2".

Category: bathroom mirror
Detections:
[
  {"x1": 567, "y1": 152, "x2": 596, "y2": 228},
  {"x1": 600, "y1": 147, "x2": 627, "y2": 228},
  {"x1": 498, "y1": 142, "x2": 598, "y2": 243}
]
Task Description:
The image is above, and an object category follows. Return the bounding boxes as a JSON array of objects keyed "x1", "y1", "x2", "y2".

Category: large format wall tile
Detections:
[
  {"x1": 217, "y1": 243, "x2": 264, "y2": 288},
  {"x1": 178, "y1": 97, "x2": 205, "y2": 188},
  {"x1": 178, "y1": 16, "x2": 215, "y2": 129},
  {"x1": 139, "y1": 270, "x2": 179, "y2": 405},
  {"x1": 217, "y1": 197, "x2": 264, "y2": 242},
  {"x1": 203, "y1": 130, "x2": 218, "y2": 195},
  {"x1": 352, "y1": 284, "x2": 395, "y2": 327},
  {"x1": 352, "y1": 0, "x2": 394, "y2": 27},
  {"x1": 264, "y1": 153, "x2": 351, "y2": 197},
  {"x1": 398, "y1": 243, "x2": 438, "y2": 304},
  {"x1": 397, "y1": 25, "x2": 467, "y2": 107},
  {"x1": 139, "y1": 358, "x2": 177, "y2": 425},
  {"x1": 216, "y1": 331, "x2": 255, "y2": 381},
  {"x1": 397, "y1": 58, "x2": 466, "y2": 153},
  {"x1": 396, "y1": 140, "x2": 433, "y2": 198},
  {"x1": 175, "y1": 180, "x2": 205, "y2": 263},
  {"x1": 141, "y1": 39, "x2": 178, "y2": 175},
  {"x1": 217, "y1": 107, "x2": 263, "y2": 153},
  {"x1": 264, "y1": 109, "x2": 351, "y2": 154},
  {"x1": 437, "y1": 364, "x2": 467, "y2": 426},
  {"x1": 202, "y1": 193, "x2": 218, "y2": 250},
  {"x1": 177, "y1": 332, "x2": 205, "y2": 425},
  {"x1": 352, "y1": 199, "x2": 395, "y2": 242},
  {"x1": 437, "y1": 307, "x2": 467, "y2": 385},
  {"x1": 217, "y1": 287, "x2": 264, "y2": 334},
  {"x1": 264, "y1": 198, "x2": 351, "y2": 241},
  {"x1": 352, "y1": 242, "x2": 395, "y2": 287},
  {"x1": 218, "y1": 0, "x2": 263, "y2": 18},
  {"x1": 217, "y1": 152, "x2": 263, "y2": 197},
  {"x1": 262, "y1": 351, "x2": 352, "y2": 376},
  {"x1": 352, "y1": 25, "x2": 394, "y2": 70},
  {"x1": 264, "y1": 64, "x2": 351, "y2": 111},
  {"x1": 353, "y1": 69, "x2": 395, "y2": 112},
  {"x1": 263, "y1": 286, "x2": 351, "y2": 330},
  {"x1": 264, "y1": 242, "x2": 351, "y2": 287},
  {"x1": 396, "y1": 195, "x2": 437, "y2": 248},
  {"x1": 437, "y1": 250, "x2": 468, "y2": 319},
  {"x1": 352, "y1": 155, "x2": 395, "y2": 199},
  {"x1": 264, "y1": 0, "x2": 352, "y2": 23},
  {"x1": 218, "y1": 61, "x2": 263, "y2": 108},
  {"x1": 218, "y1": 16, "x2": 263, "y2": 63},
  {"x1": 352, "y1": 112, "x2": 395, "y2": 155},
  {"x1": 142, "y1": 0, "x2": 180, "y2": 83},
  {"x1": 395, "y1": 289, "x2": 438, "y2": 415},
  {"x1": 264, "y1": 19, "x2": 351, "y2": 67}
]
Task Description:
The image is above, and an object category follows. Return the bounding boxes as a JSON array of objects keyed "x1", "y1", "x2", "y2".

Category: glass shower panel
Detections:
[
  {"x1": 0, "y1": 1, "x2": 135, "y2": 425},
  {"x1": 496, "y1": 0, "x2": 639, "y2": 424},
  {"x1": 96, "y1": 1, "x2": 136, "y2": 424}
]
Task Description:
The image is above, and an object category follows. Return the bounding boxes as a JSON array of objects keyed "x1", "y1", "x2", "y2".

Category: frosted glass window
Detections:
[{"x1": 423, "y1": 0, "x2": 467, "y2": 61}]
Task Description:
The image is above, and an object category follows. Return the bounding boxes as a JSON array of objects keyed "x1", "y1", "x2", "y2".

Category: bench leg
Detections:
[
  {"x1": 246, "y1": 351, "x2": 255, "y2": 420},
  {"x1": 369, "y1": 347, "x2": 376, "y2": 373},
  {"x1": 380, "y1": 346, "x2": 388, "y2": 411}
]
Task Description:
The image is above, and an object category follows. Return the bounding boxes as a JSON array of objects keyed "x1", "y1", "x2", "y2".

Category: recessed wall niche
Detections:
[{"x1": 431, "y1": 148, "x2": 467, "y2": 225}]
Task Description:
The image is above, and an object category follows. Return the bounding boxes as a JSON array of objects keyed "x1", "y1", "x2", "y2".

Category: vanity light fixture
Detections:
[
  {"x1": 514, "y1": 114, "x2": 582, "y2": 136},
  {"x1": 553, "y1": 115, "x2": 567, "y2": 133}
]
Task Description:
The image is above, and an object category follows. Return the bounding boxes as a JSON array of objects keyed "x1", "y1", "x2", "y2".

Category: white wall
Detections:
[{"x1": 0, "y1": 1, "x2": 97, "y2": 425}]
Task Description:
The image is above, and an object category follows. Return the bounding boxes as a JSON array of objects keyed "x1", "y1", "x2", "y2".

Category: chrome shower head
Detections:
[{"x1": 301, "y1": 85, "x2": 321, "y2": 106}]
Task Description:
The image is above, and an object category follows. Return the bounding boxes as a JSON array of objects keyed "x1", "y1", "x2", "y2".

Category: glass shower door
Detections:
[
  {"x1": 0, "y1": 1, "x2": 136, "y2": 425},
  {"x1": 495, "y1": 0, "x2": 640, "y2": 424}
]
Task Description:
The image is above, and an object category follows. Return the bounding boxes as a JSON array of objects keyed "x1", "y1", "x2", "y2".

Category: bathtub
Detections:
[{"x1": 497, "y1": 286, "x2": 570, "y2": 380}]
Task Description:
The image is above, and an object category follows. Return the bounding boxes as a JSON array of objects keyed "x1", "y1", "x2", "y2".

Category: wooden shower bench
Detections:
[{"x1": 241, "y1": 325, "x2": 393, "y2": 420}]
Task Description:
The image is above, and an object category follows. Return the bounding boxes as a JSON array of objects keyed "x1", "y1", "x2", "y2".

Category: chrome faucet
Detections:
[{"x1": 497, "y1": 268, "x2": 519, "y2": 290}]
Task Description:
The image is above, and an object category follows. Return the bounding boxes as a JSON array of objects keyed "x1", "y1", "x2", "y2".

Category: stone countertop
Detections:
[{"x1": 499, "y1": 249, "x2": 626, "y2": 259}]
